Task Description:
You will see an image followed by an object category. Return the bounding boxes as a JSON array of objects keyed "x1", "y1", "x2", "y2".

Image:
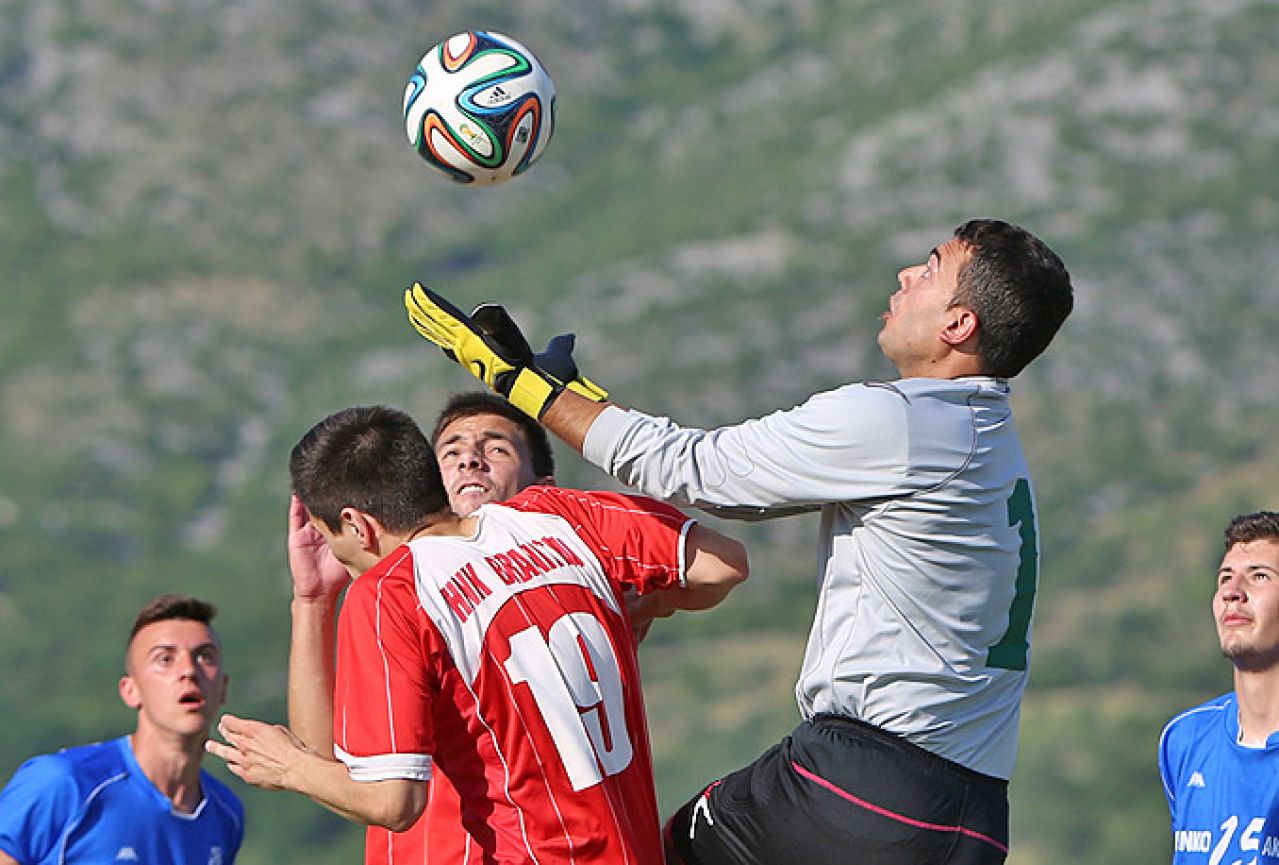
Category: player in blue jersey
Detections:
[
  {"x1": 0, "y1": 593, "x2": 243, "y2": 865},
  {"x1": 1159, "y1": 511, "x2": 1279, "y2": 864},
  {"x1": 404, "y1": 218, "x2": 1074, "y2": 865}
]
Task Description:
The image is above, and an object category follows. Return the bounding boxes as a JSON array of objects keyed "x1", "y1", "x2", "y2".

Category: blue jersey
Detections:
[
  {"x1": 0, "y1": 736, "x2": 244, "y2": 865},
  {"x1": 1159, "y1": 693, "x2": 1279, "y2": 863}
]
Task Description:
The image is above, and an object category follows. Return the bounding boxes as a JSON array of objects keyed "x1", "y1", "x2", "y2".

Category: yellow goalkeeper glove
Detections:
[{"x1": 404, "y1": 282, "x2": 607, "y2": 419}]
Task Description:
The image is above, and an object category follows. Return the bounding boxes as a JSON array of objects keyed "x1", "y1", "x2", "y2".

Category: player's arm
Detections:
[
  {"x1": 287, "y1": 597, "x2": 339, "y2": 757},
  {"x1": 0, "y1": 753, "x2": 80, "y2": 865},
  {"x1": 0, "y1": 814, "x2": 22, "y2": 865},
  {"x1": 679, "y1": 523, "x2": 749, "y2": 609},
  {"x1": 539, "y1": 388, "x2": 609, "y2": 454},
  {"x1": 641, "y1": 523, "x2": 750, "y2": 618},
  {"x1": 402, "y1": 287, "x2": 824, "y2": 513},
  {"x1": 207, "y1": 715, "x2": 427, "y2": 832},
  {"x1": 285, "y1": 495, "x2": 351, "y2": 758},
  {"x1": 627, "y1": 523, "x2": 748, "y2": 636}
]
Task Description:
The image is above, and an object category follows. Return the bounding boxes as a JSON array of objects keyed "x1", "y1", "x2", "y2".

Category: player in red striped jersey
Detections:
[
  {"x1": 285, "y1": 393, "x2": 560, "y2": 865},
  {"x1": 208, "y1": 404, "x2": 748, "y2": 864}
]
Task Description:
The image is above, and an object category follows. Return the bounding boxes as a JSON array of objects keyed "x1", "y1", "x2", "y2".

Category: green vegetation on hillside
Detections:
[{"x1": 3, "y1": 1, "x2": 1279, "y2": 863}]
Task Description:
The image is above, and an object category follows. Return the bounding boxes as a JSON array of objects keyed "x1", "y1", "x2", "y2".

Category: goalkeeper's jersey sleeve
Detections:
[
  {"x1": 583, "y1": 377, "x2": 1038, "y2": 779},
  {"x1": 1159, "y1": 692, "x2": 1279, "y2": 863},
  {"x1": 333, "y1": 486, "x2": 692, "y2": 865}
]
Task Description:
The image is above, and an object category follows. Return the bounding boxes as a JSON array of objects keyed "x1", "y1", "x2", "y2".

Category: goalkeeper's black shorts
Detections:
[{"x1": 663, "y1": 714, "x2": 1010, "y2": 865}]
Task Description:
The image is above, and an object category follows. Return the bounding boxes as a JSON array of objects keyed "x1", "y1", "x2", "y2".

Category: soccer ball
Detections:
[{"x1": 403, "y1": 31, "x2": 556, "y2": 185}]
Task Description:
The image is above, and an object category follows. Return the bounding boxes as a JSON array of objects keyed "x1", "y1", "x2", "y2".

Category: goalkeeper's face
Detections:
[
  {"x1": 434, "y1": 412, "x2": 544, "y2": 517},
  {"x1": 878, "y1": 237, "x2": 971, "y2": 376}
]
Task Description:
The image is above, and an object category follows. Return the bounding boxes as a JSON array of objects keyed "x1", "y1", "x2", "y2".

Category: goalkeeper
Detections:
[{"x1": 405, "y1": 219, "x2": 1074, "y2": 865}]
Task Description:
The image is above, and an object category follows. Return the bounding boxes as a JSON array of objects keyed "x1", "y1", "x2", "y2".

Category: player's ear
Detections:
[
  {"x1": 119, "y1": 674, "x2": 142, "y2": 710},
  {"x1": 940, "y1": 305, "x2": 980, "y2": 347},
  {"x1": 340, "y1": 507, "x2": 381, "y2": 552}
]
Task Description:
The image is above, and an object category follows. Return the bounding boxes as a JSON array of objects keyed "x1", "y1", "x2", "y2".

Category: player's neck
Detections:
[
  {"x1": 128, "y1": 728, "x2": 205, "y2": 813},
  {"x1": 1233, "y1": 667, "x2": 1279, "y2": 746},
  {"x1": 895, "y1": 352, "x2": 985, "y2": 380},
  {"x1": 415, "y1": 509, "x2": 472, "y2": 538}
]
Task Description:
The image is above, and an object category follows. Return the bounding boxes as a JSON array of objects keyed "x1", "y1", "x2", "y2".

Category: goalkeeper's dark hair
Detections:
[
  {"x1": 1224, "y1": 511, "x2": 1279, "y2": 550},
  {"x1": 431, "y1": 391, "x2": 555, "y2": 479},
  {"x1": 950, "y1": 219, "x2": 1074, "y2": 378},
  {"x1": 290, "y1": 405, "x2": 448, "y2": 534}
]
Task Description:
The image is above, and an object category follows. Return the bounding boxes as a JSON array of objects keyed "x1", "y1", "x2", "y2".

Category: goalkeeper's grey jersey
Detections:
[{"x1": 583, "y1": 376, "x2": 1039, "y2": 780}]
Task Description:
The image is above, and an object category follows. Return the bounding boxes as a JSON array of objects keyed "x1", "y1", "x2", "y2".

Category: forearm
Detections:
[
  {"x1": 539, "y1": 390, "x2": 611, "y2": 454},
  {"x1": 661, "y1": 580, "x2": 739, "y2": 612},
  {"x1": 288, "y1": 597, "x2": 338, "y2": 757},
  {"x1": 209, "y1": 717, "x2": 427, "y2": 833},
  {"x1": 627, "y1": 582, "x2": 730, "y2": 636},
  {"x1": 287, "y1": 753, "x2": 426, "y2": 832},
  {"x1": 627, "y1": 527, "x2": 747, "y2": 637}
]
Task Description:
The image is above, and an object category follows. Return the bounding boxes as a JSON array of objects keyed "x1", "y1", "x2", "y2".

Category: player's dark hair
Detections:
[
  {"x1": 1224, "y1": 511, "x2": 1279, "y2": 549},
  {"x1": 950, "y1": 219, "x2": 1074, "y2": 378},
  {"x1": 290, "y1": 405, "x2": 448, "y2": 533},
  {"x1": 127, "y1": 593, "x2": 217, "y2": 645},
  {"x1": 431, "y1": 391, "x2": 555, "y2": 479}
]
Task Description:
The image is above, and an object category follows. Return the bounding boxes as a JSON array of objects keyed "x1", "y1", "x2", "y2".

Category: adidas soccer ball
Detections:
[{"x1": 403, "y1": 31, "x2": 556, "y2": 185}]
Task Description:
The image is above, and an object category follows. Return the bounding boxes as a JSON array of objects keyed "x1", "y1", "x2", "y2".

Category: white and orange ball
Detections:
[{"x1": 403, "y1": 31, "x2": 556, "y2": 185}]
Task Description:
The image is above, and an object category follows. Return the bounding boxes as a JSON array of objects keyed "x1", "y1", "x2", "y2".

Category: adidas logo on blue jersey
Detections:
[{"x1": 1188, "y1": 771, "x2": 1206, "y2": 789}]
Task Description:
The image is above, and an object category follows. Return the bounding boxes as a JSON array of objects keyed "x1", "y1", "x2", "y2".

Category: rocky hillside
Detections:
[{"x1": 2, "y1": 0, "x2": 1278, "y2": 862}]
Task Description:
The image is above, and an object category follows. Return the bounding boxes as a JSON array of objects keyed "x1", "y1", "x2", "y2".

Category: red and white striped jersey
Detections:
[
  {"x1": 334, "y1": 486, "x2": 693, "y2": 865},
  {"x1": 361, "y1": 772, "x2": 467, "y2": 865}
]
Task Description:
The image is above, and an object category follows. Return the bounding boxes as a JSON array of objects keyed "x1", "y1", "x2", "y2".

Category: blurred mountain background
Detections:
[{"x1": 3, "y1": 0, "x2": 1279, "y2": 861}]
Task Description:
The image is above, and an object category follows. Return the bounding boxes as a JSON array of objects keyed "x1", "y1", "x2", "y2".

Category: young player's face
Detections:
[
  {"x1": 878, "y1": 237, "x2": 972, "y2": 375},
  {"x1": 1215, "y1": 539, "x2": 1279, "y2": 672},
  {"x1": 434, "y1": 413, "x2": 542, "y2": 517},
  {"x1": 120, "y1": 618, "x2": 228, "y2": 740}
]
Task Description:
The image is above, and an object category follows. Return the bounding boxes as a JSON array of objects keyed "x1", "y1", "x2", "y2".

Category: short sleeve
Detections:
[
  {"x1": 0, "y1": 753, "x2": 78, "y2": 864},
  {"x1": 505, "y1": 487, "x2": 692, "y2": 594},
  {"x1": 1157, "y1": 720, "x2": 1181, "y2": 813},
  {"x1": 333, "y1": 549, "x2": 436, "y2": 782}
]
